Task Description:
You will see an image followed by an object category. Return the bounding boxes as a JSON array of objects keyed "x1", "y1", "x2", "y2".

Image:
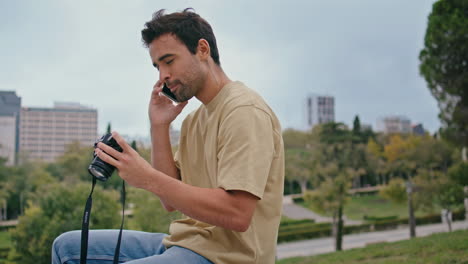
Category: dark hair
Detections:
[{"x1": 141, "y1": 8, "x2": 220, "y2": 65}]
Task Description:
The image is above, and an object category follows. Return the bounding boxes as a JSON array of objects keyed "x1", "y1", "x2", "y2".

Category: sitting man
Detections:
[{"x1": 52, "y1": 8, "x2": 284, "y2": 264}]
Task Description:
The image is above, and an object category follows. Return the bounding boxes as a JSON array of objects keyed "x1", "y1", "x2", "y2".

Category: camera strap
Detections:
[{"x1": 80, "y1": 178, "x2": 126, "y2": 264}]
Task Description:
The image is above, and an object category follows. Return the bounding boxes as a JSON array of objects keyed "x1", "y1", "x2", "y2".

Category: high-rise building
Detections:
[
  {"x1": 19, "y1": 102, "x2": 98, "y2": 162},
  {"x1": 0, "y1": 91, "x2": 21, "y2": 165},
  {"x1": 304, "y1": 94, "x2": 335, "y2": 130},
  {"x1": 377, "y1": 116, "x2": 412, "y2": 134}
]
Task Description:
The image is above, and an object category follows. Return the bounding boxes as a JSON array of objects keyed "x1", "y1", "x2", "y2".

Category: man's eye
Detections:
[{"x1": 166, "y1": 59, "x2": 174, "y2": 65}]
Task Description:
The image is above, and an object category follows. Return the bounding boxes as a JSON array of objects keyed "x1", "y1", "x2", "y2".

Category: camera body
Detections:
[{"x1": 88, "y1": 133, "x2": 123, "y2": 181}]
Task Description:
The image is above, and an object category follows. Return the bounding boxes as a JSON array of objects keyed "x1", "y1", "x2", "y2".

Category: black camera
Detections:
[{"x1": 88, "y1": 133, "x2": 123, "y2": 181}]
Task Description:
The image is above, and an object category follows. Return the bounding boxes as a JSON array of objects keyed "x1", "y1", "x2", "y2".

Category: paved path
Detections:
[{"x1": 276, "y1": 220, "x2": 468, "y2": 260}]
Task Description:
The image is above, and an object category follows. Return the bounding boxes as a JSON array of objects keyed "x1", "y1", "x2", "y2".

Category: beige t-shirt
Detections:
[{"x1": 162, "y1": 81, "x2": 284, "y2": 264}]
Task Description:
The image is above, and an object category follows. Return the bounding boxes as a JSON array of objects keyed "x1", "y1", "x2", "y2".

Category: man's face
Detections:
[{"x1": 149, "y1": 33, "x2": 205, "y2": 102}]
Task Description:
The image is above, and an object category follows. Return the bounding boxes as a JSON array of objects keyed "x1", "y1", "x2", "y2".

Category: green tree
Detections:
[
  {"x1": 285, "y1": 148, "x2": 317, "y2": 194},
  {"x1": 52, "y1": 141, "x2": 94, "y2": 183},
  {"x1": 106, "y1": 122, "x2": 112, "y2": 134},
  {"x1": 419, "y1": 0, "x2": 468, "y2": 151},
  {"x1": 414, "y1": 169, "x2": 464, "y2": 232},
  {"x1": 0, "y1": 161, "x2": 56, "y2": 219},
  {"x1": 282, "y1": 129, "x2": 310, "y2": 149},
  {"x1": 127, "y1": 188, "x2": 181, "y2": 233},
  {"x1": 9, "y1": 183, "x2": 120, "y2": 264},
  {"x1": 0, "y1": 157, "x2": 11, "y2": 220},
  {"x1": 131, "y1": 140, "x2": 138, "y2": 152},
  {"x1": 366, "y1": 138, "x2": 387, "y2": 185},
  {"x1": 379, "y1": 178, "x2": 407, "y2": 204},
  {"x1": 305, "y1": 122, "x2": 361, "y2": 251},
  {"x1": 283, "y1": 129, "x2": 319, "y2": 194}
]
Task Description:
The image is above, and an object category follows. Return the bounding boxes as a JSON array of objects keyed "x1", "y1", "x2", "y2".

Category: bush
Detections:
[
  {"x1": 363, "y1": 215, "x2": 398, "y2": 221},
  {"x1": 292, "y1": 196, "x2": 304, "y2": 203},
  {"x1": 279, "y1": 218, "x2": 315, "y2": 227},
  {"x1": 9, "y1": 183, "x2": 120, "y2": 264},
  {"x1": 278, "y1": 209, "x2": 466, "y2": 243},
  {"x1": 453, "y1": 209, "x2": 466, "y2": 221},
  {"x1": 279, "y1": 222, "x2": 329, "y2": 233},
  {"x1": 278, "y1": 225, "x2": 332, "y2": 243}
]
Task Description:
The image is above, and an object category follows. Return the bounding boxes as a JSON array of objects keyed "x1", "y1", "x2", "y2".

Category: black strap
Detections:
[
  {"x1": 80, "y1": 178, "x2": 126, "y2": 264},
  {"x1": 80, "y1": 177, "x2": 96, "y2": 264},
  {"x1": 113, "y1": 181, "x2": 126, "y2": 264}
]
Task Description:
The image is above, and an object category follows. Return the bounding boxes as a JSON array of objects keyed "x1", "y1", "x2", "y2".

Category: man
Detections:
[{"x1": 52, "y1": 8, "x2": 284, "y2": 264}]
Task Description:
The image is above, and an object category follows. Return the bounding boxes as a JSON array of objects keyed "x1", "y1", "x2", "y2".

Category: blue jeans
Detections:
[{"x1": 52, "y1": 230, "x2": 213, "y2": 264}]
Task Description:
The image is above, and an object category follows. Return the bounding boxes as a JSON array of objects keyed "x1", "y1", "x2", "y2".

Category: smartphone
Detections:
[{"x1": 161, "y1": 83, "x2": 180, "y2": 103}]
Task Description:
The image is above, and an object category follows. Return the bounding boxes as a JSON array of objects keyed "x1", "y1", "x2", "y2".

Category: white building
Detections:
[
  {"x1": 0, "y1": 115, "x2": 17, "y2": 166},
  {"x1": 377, "y1": 116, "x2": 412, "y2": 134},
  {"x1": 19, "y1": 102, "x2": 98, "y2": 162},
  {"x1": 303, "y1": 94, "x2": 335, "y2": 130},
  {"x1": 0, "y1": 91, "x2": 21, "y2": 165}
]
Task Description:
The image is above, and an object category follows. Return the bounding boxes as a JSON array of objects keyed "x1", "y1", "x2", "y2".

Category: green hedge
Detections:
[
  {"x1": 280, "y1": 218, "x2": 315, "y2": 227},
  {"x1": 279, "y1": 222, "x2": 330, "y2": 233},
  {"x1": 292, "y1": 197, "x2": 304, "y2": 203},
  {"x1": 277, "y1": 209, "x2": 466, "y2": 243},
  {"x1": 278, "y1": 224, "x2": 332, "y2": 242},
  {"x1": 363, "y1": 215, "x2": 398, "y2": 221}
]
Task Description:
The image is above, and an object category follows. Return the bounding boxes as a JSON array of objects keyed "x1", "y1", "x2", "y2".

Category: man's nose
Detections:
[{"x1": 159, "y1": 68, "x2": 170, "y2": 82}]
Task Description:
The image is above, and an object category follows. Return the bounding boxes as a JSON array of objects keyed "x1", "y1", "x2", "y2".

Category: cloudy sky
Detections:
[{"x1": 1, "y1": 0, "x2": 439, "y2": 137}]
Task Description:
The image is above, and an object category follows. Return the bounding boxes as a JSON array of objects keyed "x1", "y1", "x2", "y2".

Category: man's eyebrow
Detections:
[{"x1": 152, "y1": 53, "x2": 174, "y2": 68}]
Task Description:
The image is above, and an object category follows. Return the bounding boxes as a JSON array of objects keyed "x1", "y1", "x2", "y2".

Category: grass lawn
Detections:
[
  {"x1": 276, "y1": 228, "x2": 468, "y2": 264},
  {"x1": 0, "y1": 231, "x2": 11, "y2": 249},
  {"x1": 300, "y1": 194, "x2": 439, "y2": 221}
]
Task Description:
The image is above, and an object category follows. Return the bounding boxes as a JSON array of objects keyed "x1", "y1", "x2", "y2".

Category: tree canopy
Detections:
[{"x1": 419, "y1": 0, "x2": 468, "y2": 147}]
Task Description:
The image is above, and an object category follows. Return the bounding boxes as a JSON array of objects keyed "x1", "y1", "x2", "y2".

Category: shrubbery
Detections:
[{"x1": 277, "y1": 209, "x2": 466, "y2": 243}]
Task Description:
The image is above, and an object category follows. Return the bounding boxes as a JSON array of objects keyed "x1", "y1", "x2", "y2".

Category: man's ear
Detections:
[{"x1": 197, "y1": 39, "x2": 211, "y2": 61}]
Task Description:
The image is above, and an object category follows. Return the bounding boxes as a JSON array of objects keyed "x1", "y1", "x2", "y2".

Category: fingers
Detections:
[
  {"x1": 110, "y1": 131, "x2": 132, "y2": 153},
  {"x1": 150, "y1": 85, "x2": 171, "y2": 105},
  {"x1": 154, "y1": 79, "x2": 164, "y2": 90},
  {"x1": 95, "y1": 148, "x2": 120, "y2": 168},
  {"x1": 97, "y1": 140, "x2": 123, "y2": 160}
]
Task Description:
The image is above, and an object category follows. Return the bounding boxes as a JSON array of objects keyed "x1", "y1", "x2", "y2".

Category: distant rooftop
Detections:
[{"x1": 54, "y1": 101, "x2": 94, "y2": 109}]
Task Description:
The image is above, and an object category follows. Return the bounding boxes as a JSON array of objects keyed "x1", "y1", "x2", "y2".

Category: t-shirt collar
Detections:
[{"x1": 205, "y1": 81, "x2": 239, "y2": 113}]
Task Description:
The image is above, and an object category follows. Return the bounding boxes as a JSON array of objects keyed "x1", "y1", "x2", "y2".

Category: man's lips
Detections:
[{"x1": 167, "y1": 83, "x2": 179, "y2": 93}]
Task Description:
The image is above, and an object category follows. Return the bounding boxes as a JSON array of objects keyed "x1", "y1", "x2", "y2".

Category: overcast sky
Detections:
[{"x1": 1, "y1": 0, "x2": 439, "y2": 137}]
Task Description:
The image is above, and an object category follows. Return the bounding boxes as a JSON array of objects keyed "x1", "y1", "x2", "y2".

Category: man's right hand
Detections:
[{"x1": 148, "y1": 80, "x2": 188, "y2": 127}]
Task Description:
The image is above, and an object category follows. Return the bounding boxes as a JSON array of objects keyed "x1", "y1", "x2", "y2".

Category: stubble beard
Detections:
[{"x1": 175, "y1": 62, "x2": 206, "y2": 102}]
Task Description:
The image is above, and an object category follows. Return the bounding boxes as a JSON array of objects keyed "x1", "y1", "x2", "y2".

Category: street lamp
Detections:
[{"x1": 406, "y1": 181, "x2": 416, "y2": 238}]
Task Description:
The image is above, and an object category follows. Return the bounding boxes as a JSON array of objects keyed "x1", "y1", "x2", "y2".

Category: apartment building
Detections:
[
  {"x1": 377, "y1": 115, "x2": 412, "y2": 134},
  {"x1": 19, "y1": 102, "x2": 98, "y2": 162},
  {"x1": 304, "y1": 94, "x2": 335, "y2": 130}
]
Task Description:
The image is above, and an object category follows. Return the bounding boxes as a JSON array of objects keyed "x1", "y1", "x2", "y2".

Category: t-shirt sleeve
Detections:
[
  {"x1": 217, "y1": 106, "x2": 275, "y2": 199},
  {"x1": 174, "y1": 150, "x2": 181, "y2": 170}
]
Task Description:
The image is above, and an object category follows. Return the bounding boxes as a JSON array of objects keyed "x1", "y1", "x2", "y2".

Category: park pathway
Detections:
[{"x1": 276, "y1": 220, "x2": 468, "y2": 260}]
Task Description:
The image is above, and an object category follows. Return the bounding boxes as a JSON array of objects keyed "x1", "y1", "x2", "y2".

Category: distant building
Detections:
[
  {"x1": 412, "y1": 123, "x2": 425, "y2": 135},
  {"x1": 0, "y1": 115, "x2": 17, "y2": 166},
  {"x1": 377, "y1": 116, "x2": 412, "y2": 134},
  {"x1": 19, "y1": 102, "x2": 98, "y2": 162},
  {"x1": 304, "y1": 94, "x2": 335, "y2": 130},
  {"x1": 0, "y1": 91, "x2": 21, "y2": 165},
  {"x1": 361, "y1": 123, "x2": 373, "y2": 132}
]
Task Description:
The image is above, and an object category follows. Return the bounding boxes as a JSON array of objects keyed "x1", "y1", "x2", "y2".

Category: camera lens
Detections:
[{"x1": 88, "y1": 133, "x2": 123, "y2": 181}]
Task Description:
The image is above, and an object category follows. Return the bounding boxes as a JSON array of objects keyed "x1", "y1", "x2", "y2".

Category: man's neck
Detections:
[{"x1": 196, "y1": 66, "x2": 231, "y2": 105}]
